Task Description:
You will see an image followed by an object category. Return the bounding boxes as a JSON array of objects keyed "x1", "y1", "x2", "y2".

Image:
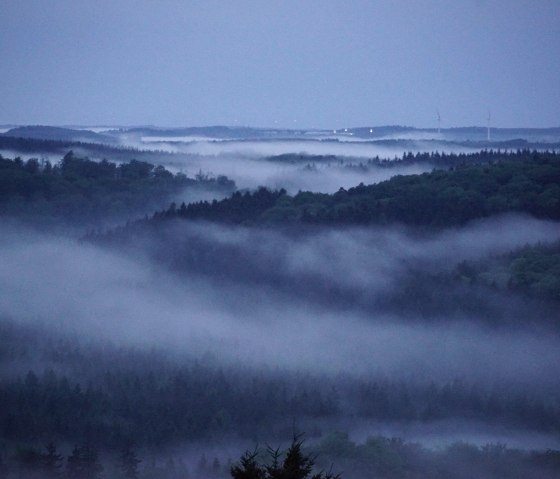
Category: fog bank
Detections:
[{"x1": 1, "y1": 216, "x2": 559, "y2": 391}]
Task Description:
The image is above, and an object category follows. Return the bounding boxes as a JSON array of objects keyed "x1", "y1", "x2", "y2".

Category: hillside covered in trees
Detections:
[
  {"x1": 89, "y1": 151, "x2": 560, "y2": 314},
  {"x1": 148, "y1": 150, "x2": 559, "y2": 227},
  {"x1": 2, "y1": 319, "x2": 560, "y2": 479},
  {"x1": 0, "y1": 152, "x2": 234, "y2": 228},
  {"x1": 2, "y1": 148, "x2": 560, "y2": 479}
]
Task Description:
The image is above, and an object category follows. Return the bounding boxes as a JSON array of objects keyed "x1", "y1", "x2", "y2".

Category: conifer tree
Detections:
[
  {"x1": 42, "y1": 442, "x2": 63, "y2": 479},
  {"x1": 231, "y1": 437, "x2": 339, "y2": 479},
  {"x1": 117, "y1": 444, "x2": 141, "y2": 479},
  {"x1": 66, "y1": 442, "x2": 103, "y2": 479}
]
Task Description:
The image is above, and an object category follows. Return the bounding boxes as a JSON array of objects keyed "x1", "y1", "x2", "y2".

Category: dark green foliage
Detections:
[
  {"x1": 312, "y1": 433, "x2": 560, "y2": 479},
  {"x1": 2, "y1": 434, "x2": 558, "y2": 479},
  {"x1": 231, "y1": 450, "x2": 266, "y2": 479},
  {"x1": 509, "y1": 244, "x2": 560, "y2": 301},
  {"x1": 66, "y1": 442, "x2": 103, "y2": 479},
  {"x1": 454, "y1": 241, "x2": 560, "y2": 302},
  {"x1": 231, "y1": 437, "x2": 338, "y2": 479},
  {"x1": 274, "y1": 439, "x2": 315, "y2": 479},
  {"x1": 0, "y1": 152, "x2": 235, "y2": 228},
  {"x1": 149, "y1": 150, "x2": 560, "y2": 228},
  {"x1": 0, "y1": 365, "x2": 339, "y2": 449},
  {"x1": 0, "y1": 320, "x2": 339, "y2": 448},
  {"x1": 1, "y1": 316, "x2": 560, "y2": 477},
  {"x1": 272, "y1": 152, "x2": 560, "y2": 227},
  {"x1": 169, "y1": 187, "x2": 287, "y2": 224},
  {"x1": 1, "y1": 320, "x2": 559, "y2": 452}
]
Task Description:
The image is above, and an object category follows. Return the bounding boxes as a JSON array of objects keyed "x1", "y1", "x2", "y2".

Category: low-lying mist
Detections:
[
  {"x1": 1, "y1": 134, "x2": 507, "y2": 200},
  {"x1": 114, "y1": 136, "x2": 483, "y2": 193},
  {"x1": 135, "y1": 137, "x2": 479, "y2": 159},
  {"x1": 2, "y1": 210, "x2": 560, "y2": 472},
  {"x1": 2, "y1": 216, "x2": 559, "y2": 391},
  {"x1": 172, "y1": 155, "x2": 432, "y2": 194}
]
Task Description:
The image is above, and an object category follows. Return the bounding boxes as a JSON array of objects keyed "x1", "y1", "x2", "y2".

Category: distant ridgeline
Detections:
[
  {"x1": 146, "y1": 149, "x2": 559, "y2": 228},
  {"x1": 0, "y1": 152, "x2": 235, "y2": 227},
  {"x1": 0, "y1": 134, "x2": 176, "y2": 159}
]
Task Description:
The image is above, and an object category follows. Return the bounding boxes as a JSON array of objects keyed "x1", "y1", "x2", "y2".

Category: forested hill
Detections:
[
  {"x1": 0, "y1": 152, "x2": 235, "y2": 228},
  {"x1": 148, "y1": 150, "x2": 559, "y2": 228},
  {"x1": 0, "y1": 135, "x2": 175, "y2": 162}
]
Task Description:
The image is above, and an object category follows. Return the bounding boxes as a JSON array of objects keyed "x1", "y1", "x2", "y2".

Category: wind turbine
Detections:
[
  {"x1": 487, "y1": 111, "x2": 491, "y2": 142},
  {"x1": 437, "y1": 110, "x2": 441, "y2": 135}
]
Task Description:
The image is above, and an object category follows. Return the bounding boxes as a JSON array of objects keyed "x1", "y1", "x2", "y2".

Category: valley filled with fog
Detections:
[
  {"x1": 3, "y1": 0, "x2": 560, "y2": 476},
  {"x1": 1, "y1": 126, "x2": 560, "y2": 478}
]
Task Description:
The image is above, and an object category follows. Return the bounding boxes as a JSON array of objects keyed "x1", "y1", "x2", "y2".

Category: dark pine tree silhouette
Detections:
[
  {"x1": 231, "y1": 436, "x2": 339, "y2": 479},
  {"x1": 42, "y1": 442, "x2": 63, "y2": 479},
  {"x1": 117, "y1": 444, "x2": 141, "y2": 479},
  {"x1": 66, "y1": 442, "x2": 103, "y2": 479},
  {"x1": 230, "y1": 449, "x2": 265, "y2": 479}
]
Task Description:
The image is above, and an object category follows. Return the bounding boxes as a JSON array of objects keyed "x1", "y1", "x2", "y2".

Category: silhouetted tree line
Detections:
[
  {"x1": 3, "y1": 432, "x2": 559, "y2": 479},
  {"x1": 231, "y1": 436, "x2": 339, "y2": 479},
  {"x1": 265, "y1": 147, "x2": 559, "y2": 171},
  {"x1": 157, "y1": 187, "x2": 287, "y2": 224},
  {"x1": 2, "y1": 438, "x2": 251, "y2": 479},
  {"x1": 371, "y1": 147, "x2": 560, "y2": 168},
  {"x1": 1, "y1": 318, "x2": 560, "y2": 478},
  {"x1": 0, "y1": 366, "x2": 338, "y2": 448},
  {"x1": 1, "y1": 320, "x2": 559, "y2": 451},
  {"x1": 144, "y1": 150, "x2": 559, "y2": 227},
  {"x1": 0, "y1": 440, "x2": 142, "y2": 479},
  {"x1": 311, "y1": 431, "x2": 560, "y2": 479},
  {"x1": 0, "y1": 152, "x2": 234, "y2": 227},
  {"x1": 0, "y1": 135, "x2": 172, "y2": 158}
]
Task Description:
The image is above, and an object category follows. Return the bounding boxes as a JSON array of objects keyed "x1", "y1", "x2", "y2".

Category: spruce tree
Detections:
[
  {"x1": 230, "y1": 437, "x2": 339, "y2": 479},
  {"x1": 42, "y1": 442, "x2": 63, "y2": 479},
  {"x1": 117, "y1": 444, "x2": 141, "y2": 479}
]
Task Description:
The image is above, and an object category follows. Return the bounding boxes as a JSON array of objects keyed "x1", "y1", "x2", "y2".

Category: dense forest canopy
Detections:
[
  {"x1": 2, "y1": 146, "x2": 560, "y2": 479},
  {"x1": 146, "y1": 150, "x2": 560, "y2": 227},
  {"x1": 0, "y1": 152, "x2": 234, "y2": 228},
  {"x1": 84, "y1": 150, "x2": 560, "y2": 311},
  {"x1": 453, "y1": 240, "x2": 560, "y2": 303},
  {"x1": 2, "y1": 319, "x2": 560, "y2": 479}
]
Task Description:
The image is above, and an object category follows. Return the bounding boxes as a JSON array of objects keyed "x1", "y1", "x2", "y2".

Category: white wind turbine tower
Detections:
[
  {"x1": 487, "y1": 111, "x2": 491, "y2": 142},
  {"x1": 437, "y1": 110, "x2": 441, "y2": 135}
]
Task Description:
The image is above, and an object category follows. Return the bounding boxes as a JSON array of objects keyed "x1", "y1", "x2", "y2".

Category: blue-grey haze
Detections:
[{"x1": 1, "y1": 0, "x2": 559, "y2": 128}]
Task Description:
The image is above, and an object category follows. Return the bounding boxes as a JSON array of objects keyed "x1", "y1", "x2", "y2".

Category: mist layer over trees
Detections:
[
  {"x1": 0, "y1": 152, "x2": 234, "y2": 230},
  {"x1": 1, "y1": 134, "x2": 560, "y2": 478}
]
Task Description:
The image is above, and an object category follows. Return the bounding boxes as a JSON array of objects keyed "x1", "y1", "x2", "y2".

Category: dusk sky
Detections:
[{"x1": 1, "y1": 0, "x2": 559, "y2": 129}]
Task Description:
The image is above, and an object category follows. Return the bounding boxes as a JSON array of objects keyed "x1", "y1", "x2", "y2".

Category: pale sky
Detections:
[{"x1": 1, "y1": 0, "x2": 559, "y2": 129}]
